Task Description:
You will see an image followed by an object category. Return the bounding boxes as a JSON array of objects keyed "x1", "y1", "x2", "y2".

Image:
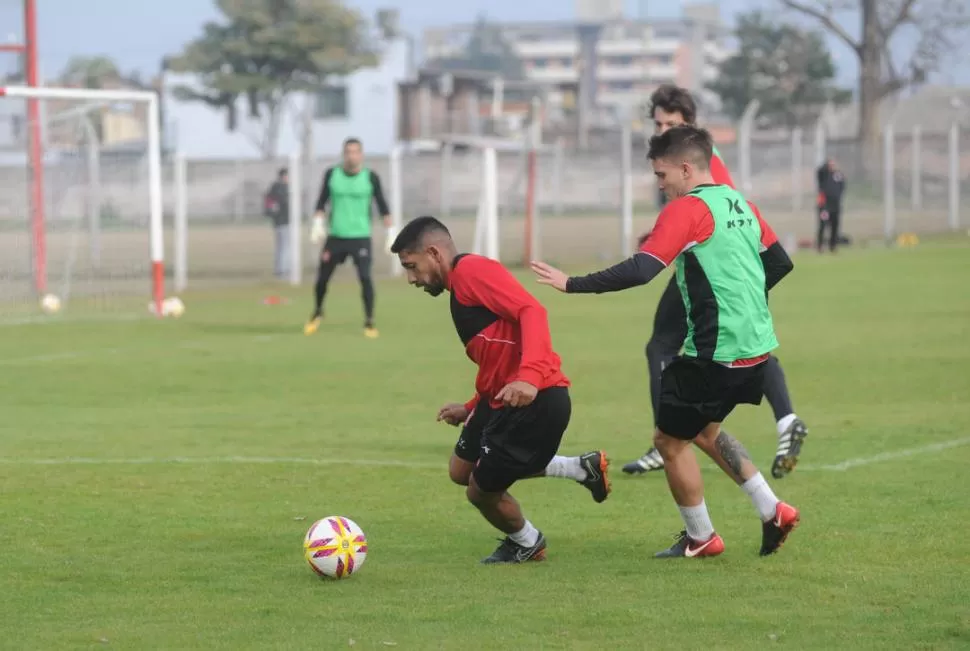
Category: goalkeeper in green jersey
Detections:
[{"x1": 304, "y1": 138, "x2": 392, "y2": 339}]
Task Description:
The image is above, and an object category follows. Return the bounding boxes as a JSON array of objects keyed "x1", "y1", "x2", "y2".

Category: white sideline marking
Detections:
[
  {"x1": 2, "y1": 438, "x2": 969, "y2": 472},
  {"x1": 0, "y1": 335, "x2": 280, "y2": 366},
  {"x1": 0, "y1": 313, "x2": 146, "y2": 327},
  {"x1": 798, "y1": 436, "x2": 970, "y2": 471},
  {"x1": 0, "y1": 456, "x2": 442, "y2": 469}
]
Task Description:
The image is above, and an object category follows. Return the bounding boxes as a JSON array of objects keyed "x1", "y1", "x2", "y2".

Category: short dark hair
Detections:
[
  {"x1": 649, "y1": 85, "x2": 697, "y2": 125},
  {"x1": 390, "y1": 216, "x2": 451, "y2": 254},
  {"x1": 343, "y1": 137, "x2": 362, "y2": 149},
  {"x1": 647, "y1": 125, "x2": 713, "y2": 170},
  {"x1": 278, "y1": 167, "x2": 288, "y2": 178}
]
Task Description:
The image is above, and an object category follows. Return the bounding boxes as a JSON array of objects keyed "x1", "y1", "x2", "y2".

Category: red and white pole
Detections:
[{"x1": 24, "y1": 0, "x2": 46, "y2": 294}]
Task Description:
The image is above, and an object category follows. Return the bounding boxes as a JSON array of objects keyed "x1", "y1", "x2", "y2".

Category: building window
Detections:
[
  {"x1": 533, "y1": 58, "x2": 548, "y2": 68},
  {"x1": 654, "y1": 26, "x2": 682, "y2": 39},
  {"x1": 606, "y1": 56, "x2": 633, "y2": 66},
  {"x1": 316, "y1": 86, "x2": 348, "y2": 119}
]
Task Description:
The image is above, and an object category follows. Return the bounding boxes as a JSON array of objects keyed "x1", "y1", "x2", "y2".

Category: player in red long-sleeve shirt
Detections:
[
  {"x1": 624, "y1": 85, "x2": 810, "y2": 481},
  {"x1": 390, "y1": 216, "x2": 611, "y2": 565}
]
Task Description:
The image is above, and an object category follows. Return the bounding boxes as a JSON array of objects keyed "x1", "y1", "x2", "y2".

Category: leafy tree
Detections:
[
  {"x1": 709, "y1": 11, "x2": 851, "y2": 128},
  {"x1": 780, "y1": 0, "x2": 970, "y2": 152},
  {"x1": 167, "y1": 0, "x2": 377, "y2": 158},
  {"x1": 428, "y1": 15, "x2": 524, "y2": 80},
  {"x1": 59, "y1": 56, "x2": 122, "y2": 88}
]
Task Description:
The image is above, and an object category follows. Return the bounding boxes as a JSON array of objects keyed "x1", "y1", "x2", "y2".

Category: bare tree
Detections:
[{"x1": 780, "y1": 0, "x2": 969, "y2": 153}]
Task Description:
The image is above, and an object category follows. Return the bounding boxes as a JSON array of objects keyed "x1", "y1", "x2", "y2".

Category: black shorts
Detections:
[
  {"x1": 649, "y1": 276, "x2": 688, "y2": 350},
  {"x1": 453, "y1": 387, "x2": 571, "y2": 493},
  {"x1": 322, "y1": 237, "x2": 371, "y2": 272},
  {"x1": 657, "y1": 357, "x2": 766, "y2": 440}
]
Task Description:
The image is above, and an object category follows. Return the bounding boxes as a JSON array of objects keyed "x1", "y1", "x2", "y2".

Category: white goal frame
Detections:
[
  {"x1": 385, "y1": 143, "x2": 499, "y2": 278},
  {"x1": 0, "y1": 85, "x2": 165, "y2": 314}
]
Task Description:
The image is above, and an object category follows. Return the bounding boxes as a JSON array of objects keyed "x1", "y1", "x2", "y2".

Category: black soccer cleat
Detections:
[
  {"x1": 578, "y1": 450, "x2": 611, "y2": 503},
  {"x1": 480, "y1": 532, "x2": 547, "y2": 565},
  {"x1": 622, "y1": 447, "x2": 666, "y2": 474},
  {"x1": 760, "y1": 502, "x2": 800, "y2": 556},
  {"x1": 771, "y1": 418, "x2": 809, "y2": 479}
]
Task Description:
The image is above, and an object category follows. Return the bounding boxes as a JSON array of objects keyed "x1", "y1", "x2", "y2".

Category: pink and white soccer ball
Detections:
[{"x1": 303, "y1": 516, "x2": 368, "y2": 579}]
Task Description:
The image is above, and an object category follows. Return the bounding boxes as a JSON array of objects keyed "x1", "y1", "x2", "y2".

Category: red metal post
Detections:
[{"x1": 24, "y1": 0, "x2": 46, "y2": 293}]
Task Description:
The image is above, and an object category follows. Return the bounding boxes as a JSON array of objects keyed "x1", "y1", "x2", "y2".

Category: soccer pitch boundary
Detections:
[
  {"x1": 1, "y1": 437, "x2": 968, "y2": 473},
  {"x1": 0, "y1": 334, "x2": 280, "y2": 366}
]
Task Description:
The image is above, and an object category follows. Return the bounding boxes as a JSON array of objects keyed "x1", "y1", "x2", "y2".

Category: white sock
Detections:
[
  {"x1": 678, "y1": 500, "x2": 715, "y2": 541},
  {"x1": 508, "y1": 520, "x2": 540, "y2": 547},
  {"x1": 776, "y1": 414, "x2": 797, "y2": 435},
  {"x1": 544, "y1": 455, "x2": 586, "y2": 481},
  {"x1": 741, "y1": 472, "x2": 780, "y2": 522}
]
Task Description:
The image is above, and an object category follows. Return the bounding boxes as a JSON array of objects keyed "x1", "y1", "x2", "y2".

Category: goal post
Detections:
[{"x1": 0, "y1": 84, "x2": 165, "y2": 315}]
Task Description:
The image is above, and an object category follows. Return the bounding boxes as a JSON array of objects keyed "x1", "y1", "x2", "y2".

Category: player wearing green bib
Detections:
[
  {"x1": 628, "y1": 84, "x2": 809, "y2": 479},
  {"x1": 305, "y1": 138, "x2": 392, "y2": 338},
  {"x1": 531, "y1": 125, "x2": 801, "y2": 558}
]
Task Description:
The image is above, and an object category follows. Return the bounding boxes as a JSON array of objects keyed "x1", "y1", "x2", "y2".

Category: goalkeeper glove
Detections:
[
  {"x1": 384, "y1": 225, "x2": 397, "y2": 255},
  {"x1": 310, "y1": 216, "x2": 326, "y2": 244}
]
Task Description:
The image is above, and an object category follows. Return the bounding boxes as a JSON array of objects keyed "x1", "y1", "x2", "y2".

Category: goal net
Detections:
[{"x1": 0, "y1": 85, "x2": 164, "y2": 318}]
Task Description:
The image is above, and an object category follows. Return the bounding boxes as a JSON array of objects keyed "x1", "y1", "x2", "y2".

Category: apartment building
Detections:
[{"x1": 422, "y1": 3, "x2": 731, "y2": 115}]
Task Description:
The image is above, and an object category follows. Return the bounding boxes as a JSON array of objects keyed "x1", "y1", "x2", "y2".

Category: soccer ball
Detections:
[
  {"x1": 150, "y1": 297, "x2": 185, "y2": 318},
  {"x1": 40, "y1": 293, "x2": 61, "y2": 314},
  {"x1": 303, "y1": 516, "x2": 368, "y2": 579},
  {"x1": 162, "y1": 297, "x2": 185, "y2": 318}
]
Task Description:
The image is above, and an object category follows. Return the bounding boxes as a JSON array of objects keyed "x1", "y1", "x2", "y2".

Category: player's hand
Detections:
[
  {"x1": 820, "y1": 210, "x2": 829, "y2": 221},
  {"x1": 384, "y1": 221, "x2": 397, "y2": 255},
  {"x1": 310, "y1": 215, "x2": 326, "y2": 244},
  {"x1": 437, "y1": 403, "x2": 469, "y2": 426},
  {"x1": 495, "y1": 381, "x2": 538, "y2": 408},
  {"x1": 530, "y1": 261, "x2": 569, "y2": 293}
]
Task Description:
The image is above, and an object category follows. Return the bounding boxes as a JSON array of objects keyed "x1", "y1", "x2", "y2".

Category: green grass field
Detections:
[{"x1": 2, "y1": 238, "x2": 970, "y2": 650}]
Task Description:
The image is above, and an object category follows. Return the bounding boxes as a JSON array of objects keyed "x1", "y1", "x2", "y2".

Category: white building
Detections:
[{"x1": 422, "y1": 3, "x2": 731, "y2": 114}]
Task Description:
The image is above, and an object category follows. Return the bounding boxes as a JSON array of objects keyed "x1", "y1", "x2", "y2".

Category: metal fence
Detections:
[{"x1": 0, "y1": 117, "x2": 967, "y2": 305}]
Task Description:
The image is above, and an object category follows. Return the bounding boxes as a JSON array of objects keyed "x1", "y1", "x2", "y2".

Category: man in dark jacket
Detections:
[
  {"x1": 816, "y1": 158, "x2": 845, "y2": 253},
  {"x1": 265, "y1": 167, "x2": 290, "y2": 277}
]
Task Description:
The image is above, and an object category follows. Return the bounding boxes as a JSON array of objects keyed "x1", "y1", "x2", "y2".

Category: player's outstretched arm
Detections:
[
  {"x1": 531, "y1": 255, "x2": 665, "y2": 294},
  {"x1": 532, "y1": 198, "x2": 698, "y2": 294}
]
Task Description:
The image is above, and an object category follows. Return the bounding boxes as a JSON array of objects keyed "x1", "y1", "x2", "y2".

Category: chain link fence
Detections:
[{"x1": 0, "y1": 115, "x2": 966, "y2": 304}]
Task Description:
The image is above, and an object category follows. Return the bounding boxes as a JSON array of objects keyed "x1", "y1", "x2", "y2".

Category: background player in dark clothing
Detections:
[
  {"x1": 263, "y1": 167, "x2": 289, "y2": 278},
  {"x1": 625, "y1": 85, "x2": 809, "y2": 480},
  {"x1": 305, "y1": 138, "x2": 392, "y2": 339},
  {"x1": 390, "y1": 216, "x2": 611, "y2": 564},
  {"x1": 816, "y1": 158, "x2": 846, "y2": 253}
]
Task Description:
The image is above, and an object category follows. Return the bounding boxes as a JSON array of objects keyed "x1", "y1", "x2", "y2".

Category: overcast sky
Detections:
[{"x1": 0, "y1": 0, "x2": 966, "y2": 88}]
